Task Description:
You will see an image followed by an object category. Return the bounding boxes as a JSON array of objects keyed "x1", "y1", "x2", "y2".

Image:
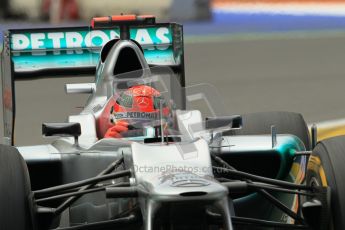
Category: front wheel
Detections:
[
  {"x1": 0, "y1": 145, "x2": 34, "y2": 230},
  {"x1": 306, "y1": 136, "x2": 345, "y2": 229}
]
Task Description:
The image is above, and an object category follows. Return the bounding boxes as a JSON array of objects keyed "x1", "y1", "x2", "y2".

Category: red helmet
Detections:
[{"x1": 111, "y1": 85, "x2": 170, "y2": 122}]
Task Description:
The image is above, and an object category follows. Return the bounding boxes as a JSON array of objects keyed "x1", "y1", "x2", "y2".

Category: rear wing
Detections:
[{"x1": 0, "y1": 18, "x2": 184, "y2": 145}]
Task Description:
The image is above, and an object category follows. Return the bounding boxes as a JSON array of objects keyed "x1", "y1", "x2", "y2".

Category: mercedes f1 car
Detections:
[{"x1": 1, "y1": 15, "x2": 345, "y2": 230}]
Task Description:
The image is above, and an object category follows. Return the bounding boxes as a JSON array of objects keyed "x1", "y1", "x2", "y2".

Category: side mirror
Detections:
[
  {"x1": 42, "y1": 122, "x2": 81, "y2": 145},
  {"x1": 65, "y1": 83, "x2": 96, "y2": 94},
  {"x1": 206, "y1": 115, "x2": 243, "y2": 130}
]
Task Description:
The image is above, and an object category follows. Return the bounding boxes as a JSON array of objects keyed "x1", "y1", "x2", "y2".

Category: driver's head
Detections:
[
  {"x1": 104, "y1": 85, "x2": 172, "y2": 138},
  {"x1": 111, "y1": 85, "x2": 170, "y2": 123}
]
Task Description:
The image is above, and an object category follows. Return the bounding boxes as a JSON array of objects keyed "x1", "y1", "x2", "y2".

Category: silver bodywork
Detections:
[
  {"x1": 16, "y1": 39, "x2": 307, "y2": 229},
  {"x1": 18, "y1": 126, "x2": 306, "y2": 229}
]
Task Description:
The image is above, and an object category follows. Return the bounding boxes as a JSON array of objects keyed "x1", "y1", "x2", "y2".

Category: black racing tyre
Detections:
[
  {"x1": 0, "y1": 144, "x2": 34, "y2": 230},
  {"x1": 306, "y1": 136, "x2": 345, "y2": 230},
  {"x1": 231, "y1": 111, "x2": 311, "y2": 150}
]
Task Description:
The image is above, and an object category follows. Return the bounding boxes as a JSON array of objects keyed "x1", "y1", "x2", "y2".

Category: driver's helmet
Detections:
[{"x1": 110, "y1": 85, "x2": 170, "y2": 124}]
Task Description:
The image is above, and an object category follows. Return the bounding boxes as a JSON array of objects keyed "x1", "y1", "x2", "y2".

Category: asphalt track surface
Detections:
[{"x1": 13, "y1": 32, "x2": 345, "y2": 145}]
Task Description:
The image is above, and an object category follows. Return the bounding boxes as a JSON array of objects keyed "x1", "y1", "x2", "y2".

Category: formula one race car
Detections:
[{"x1": 1, "y1": 15, "x2": 345, "y2": 230}]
